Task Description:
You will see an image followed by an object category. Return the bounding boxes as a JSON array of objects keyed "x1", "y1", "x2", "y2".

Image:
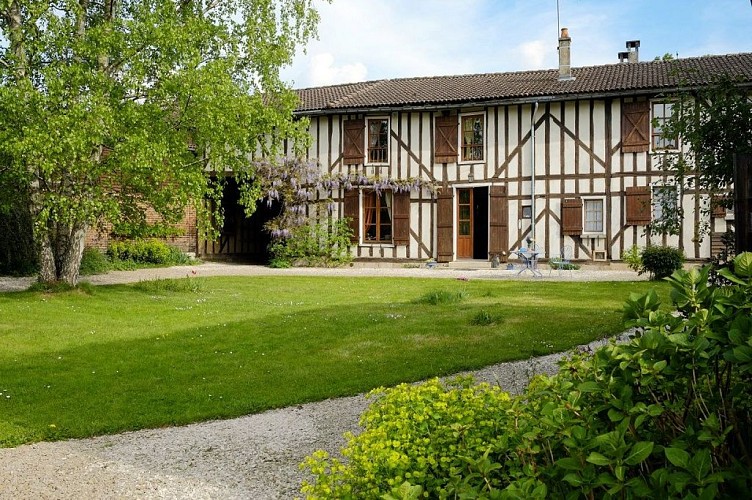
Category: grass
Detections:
[{"x1": 0, "y1": 276, "x2": 669, "y2": 447}]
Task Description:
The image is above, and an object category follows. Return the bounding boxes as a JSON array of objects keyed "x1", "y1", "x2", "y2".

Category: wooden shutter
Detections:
[
  {"x1": 561, "y1": 197, "x2": 583, "y2": 235},
  {"x1": 434, "y1": 116, "x2": 458, "y2": 164},
  {"x1": 625, "y1": 186, "x2": 651, "y2": 225},
  {"x1": 343, "y1": 119, "x2": 364, "y2": 164},
  {"x1": 711, "y1": 196, "x2": 727, "y2": 218},
  {"x1": 437, "y1": 191, "x2": 453, "y2": 262},
  {"x1": 621, "y1": 101, "x2": 650, "y2": 153},
  {"x1": 343, "y1": 189, "x2": 359, "y2": 243},
  {"x1": 488, "y1": 185, "x2": 508, "y2": 261},
  {"x1": 392, "y1": 191, "x2": 410, "y2": 246}
]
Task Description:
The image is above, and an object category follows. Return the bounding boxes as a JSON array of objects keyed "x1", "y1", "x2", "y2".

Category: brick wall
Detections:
[{"x1": 85, "y1": 205, "x2": 198, "y2": 254}]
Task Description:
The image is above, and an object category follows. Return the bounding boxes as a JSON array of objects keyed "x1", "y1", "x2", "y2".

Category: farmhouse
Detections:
[{"x1": 249, "y1": 30, "x2": 749, "y2": 266}]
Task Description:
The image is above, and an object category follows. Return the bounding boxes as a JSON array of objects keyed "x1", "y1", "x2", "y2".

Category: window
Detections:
[
  {"x1": 652, "y1": 184, "x2": 677, "y2": 221},
  {"x1": 367, "y1": 118, "x2": 389, "y2": 164},
  {"x1": 461, "y1": 114, "x2": 484, "y2": 162},
  {"x1": 583, "y1": 198, "x2": 604, "y2": 234},
  {"x1": 363, "y1": 190, "x2": 392, "y2": 242},
  {"x1": 652, "y1": 102, "x2": 677, "y2": 150}
]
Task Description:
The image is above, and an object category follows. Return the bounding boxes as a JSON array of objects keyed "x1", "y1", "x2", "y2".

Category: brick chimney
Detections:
[{"x1": 558, "y1": 28, "x2": 574, "y2": 81}]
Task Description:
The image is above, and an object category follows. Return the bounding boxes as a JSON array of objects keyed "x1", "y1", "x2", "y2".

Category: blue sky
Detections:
[{"x1": 280, "y1": 0, "x2": 752, "y2": 89}]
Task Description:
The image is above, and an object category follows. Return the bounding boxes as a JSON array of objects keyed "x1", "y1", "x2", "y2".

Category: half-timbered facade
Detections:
[{"x1": 292, "y1": 36, "x2": 752, "y2": 264}]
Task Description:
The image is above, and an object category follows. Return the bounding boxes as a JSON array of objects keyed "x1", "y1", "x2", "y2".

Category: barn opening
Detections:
[{"x1": 200, "y1": 177, "x2": 281, "y2": 263}]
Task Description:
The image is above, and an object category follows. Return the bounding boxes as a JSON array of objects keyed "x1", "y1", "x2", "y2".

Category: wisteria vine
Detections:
[{"x1": 248, "y1": 157, "x2": 436, "y2": 239}]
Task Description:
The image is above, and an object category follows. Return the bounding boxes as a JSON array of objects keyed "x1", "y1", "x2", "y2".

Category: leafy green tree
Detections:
[
  {"x1": 656, "y1": 76, "x2": 752, "y2": 237},
  {"x1": 0, "y1": 0, "x2": 320, "y2": 284}
]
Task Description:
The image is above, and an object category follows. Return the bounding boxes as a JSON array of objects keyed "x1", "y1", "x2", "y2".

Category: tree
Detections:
[
  {"x1": 0, "y1": 0, "x2": 321, "y2": 285},
  {"x1": 656, "y1": 75, "x2": 752, "y2": 238}
]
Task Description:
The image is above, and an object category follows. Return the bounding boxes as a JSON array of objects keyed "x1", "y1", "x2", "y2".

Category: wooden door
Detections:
[
  {"x1": 489, "y1": 185, "x2": 508, "y2": 261},
  {"x1": 457, "y1": 188, "x2": 473, "y2": 258},
  {"x1": 437, "y1": 191, "x2": 453, "y2": 262}
]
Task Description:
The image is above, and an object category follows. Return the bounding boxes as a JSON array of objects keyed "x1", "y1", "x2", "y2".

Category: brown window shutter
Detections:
[
  {"x1": 489, "y1": 185, "x2": 508, "y2": 260},
  {"x1": 711, "y1": 196, "x2": 727, "y2": 218},
  {"x1": 437, "y1": 191, "x2": 453, "y2": 262},
  {"x1": 622, "y1": 101, "x2": 650, "y2": 153},
  {"x1": 562, "y1": 197, "x2": 583, "y2": 235},
  {"x1": 435, "y1": 116, "x2": 458, "y2": 164},
  {"x1": 343, "y1": 189, "x2": 359, "y2": 243},
  {"x1": 625, "y1": 186, "x2": 651, "y2": 225},
  {"x1": 392, "y1": 191, "x2": 410, "y2": 246},
  {"x1": 343, "y1": 119, "x2": 364, "y2": 165}
]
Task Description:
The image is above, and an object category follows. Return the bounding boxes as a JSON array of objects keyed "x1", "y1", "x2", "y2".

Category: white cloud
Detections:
[
  {"x1": 279, "y1": 0, "x2": 752, "y2": 89},
  {"x1": 517, "y1": 40, "x2": 550, "y2": 69},
  {"x1": 308, "y1": 53, "x2": 368, "y2": 87}
]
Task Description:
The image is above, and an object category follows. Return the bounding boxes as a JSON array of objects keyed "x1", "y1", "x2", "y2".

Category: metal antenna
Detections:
[{"x1": 557, "y1": 0, "x2": 561, "y2": 37}]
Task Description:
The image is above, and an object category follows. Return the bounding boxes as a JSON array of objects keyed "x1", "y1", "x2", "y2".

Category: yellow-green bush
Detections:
[{"x1": 301, "y1": 378, "x2": 511, "y2": 498}]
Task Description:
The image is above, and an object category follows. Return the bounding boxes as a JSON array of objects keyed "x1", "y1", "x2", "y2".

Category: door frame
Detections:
[{"x1": 452, "y1": 184, "x2": 493, "y2": 261}]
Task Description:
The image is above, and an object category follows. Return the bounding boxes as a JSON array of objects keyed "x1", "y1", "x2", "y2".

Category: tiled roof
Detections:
[{"x1": 295, "y1": 53, "x2": 752, "y2": 113}]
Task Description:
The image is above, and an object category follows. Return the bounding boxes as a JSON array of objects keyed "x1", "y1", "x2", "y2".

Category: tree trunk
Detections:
[
  {"x1": 58, "y1": 222, "x2": 88, "y2": 285},
  {"x1": 34, "y1": 220, "x2": 89, "y2": 286},
  {"x1": 36, "y1": 232, "x2": 57, "y2": 284}
]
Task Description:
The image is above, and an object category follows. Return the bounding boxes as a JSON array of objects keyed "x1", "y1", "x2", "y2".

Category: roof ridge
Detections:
[{"x1": 294, "y1": 52, "x2": 752, "y2": 93}]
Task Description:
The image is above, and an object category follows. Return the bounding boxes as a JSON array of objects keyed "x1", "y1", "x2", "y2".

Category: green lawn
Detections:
[{"x1": 0, "y1": 276, "x2": 668, "y2": 447}]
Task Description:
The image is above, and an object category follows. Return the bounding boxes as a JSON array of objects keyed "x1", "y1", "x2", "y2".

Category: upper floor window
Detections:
[
  {"x1": 363, "y1": 189, "x2": 392, "y2": 243},
  {"x1": 367, "y1": 118, "x2": 389, "y2": 164},
  {"x1": 461, "y1": 114, "x2": 484, "y2": 162},
  {"x1": 652, "y1": 102, "x2": 678, "y2": 150}
]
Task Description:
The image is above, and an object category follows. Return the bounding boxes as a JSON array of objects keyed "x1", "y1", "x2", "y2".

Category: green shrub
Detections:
[
  {"x1": 622, "y1": 244, "x2": 642, "y2": 272},
  {"x1": 79, "y1": 247, "x2": 112, "y2": 275},
  {"x1": 639, "y1": 245, "x2": 684, "y2": 279},
  {"x1": 107, "y1": 239, "x2": 188, "y2": 266},
  {"x1": 302, "y1": 253, "x2": 752, "y2": 499},
  {"x1": 268, "y1": 218, "x2": 353, "y2": 267},
  {"x1": 301, "y1": 378, "x2": 511, "y2": 498}
]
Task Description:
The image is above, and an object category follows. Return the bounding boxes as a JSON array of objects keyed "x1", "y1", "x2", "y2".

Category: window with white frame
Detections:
[
  {"x1": 652, "y1": 102, "x2": 678, "y2": 150},
  {"x1": 362, "y1": 189, "x2": 392, "y2": 242},
  {"x1": 583, "y1": 198, "x2": 605, "y2": 235},
  {"x1": 367, "y1": 118, "x2": 389, "y2": 164},
  {"x1": 460, "y1": 114, "x2": 484, "y2": 162}
]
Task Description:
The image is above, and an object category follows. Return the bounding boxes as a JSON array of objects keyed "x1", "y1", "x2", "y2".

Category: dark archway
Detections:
[{"x1": 201, "y1": 178, "x2": 281, "y2": 263}]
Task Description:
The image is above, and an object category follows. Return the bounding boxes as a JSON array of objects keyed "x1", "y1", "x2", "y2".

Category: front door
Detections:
[{"x1": 457, "y1": 188, "x2": 473, "y2": 258}]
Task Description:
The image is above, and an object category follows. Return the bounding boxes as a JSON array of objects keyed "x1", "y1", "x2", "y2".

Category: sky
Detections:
[{"x1": 280, "y1": 0, "x2": 752, "y2": 89}]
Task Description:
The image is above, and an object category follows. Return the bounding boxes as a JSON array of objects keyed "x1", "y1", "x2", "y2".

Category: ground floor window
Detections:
[
  {"x1": 583, "y1": 198, "x2": 604, "y2": 234},
  {"x1": 652, "y1": 184, "x2": 677, "y2": 222},
  {"x1": 363, "y1": 190, "x2": 392, "y2": 242}
]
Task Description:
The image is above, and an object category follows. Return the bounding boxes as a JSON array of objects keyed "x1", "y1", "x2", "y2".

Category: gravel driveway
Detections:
[{"x1": 0, "y1": 263, "x2": 642, "y2": 499}]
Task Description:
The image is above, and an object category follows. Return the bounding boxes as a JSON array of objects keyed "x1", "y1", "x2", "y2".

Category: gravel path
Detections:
[{"x1": 0, "y1": 263, "x2": 642, "y2": 499}]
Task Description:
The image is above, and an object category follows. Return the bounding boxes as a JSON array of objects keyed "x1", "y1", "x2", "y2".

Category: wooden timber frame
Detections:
[{"x1": 290, "y1": 88, "x2": 744, "y2": 264}]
